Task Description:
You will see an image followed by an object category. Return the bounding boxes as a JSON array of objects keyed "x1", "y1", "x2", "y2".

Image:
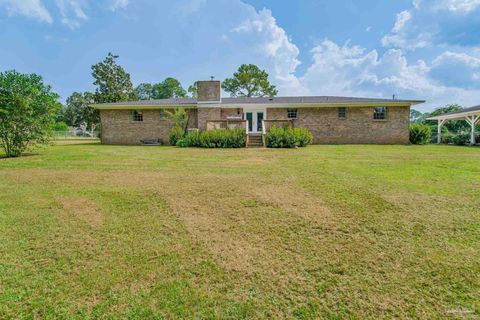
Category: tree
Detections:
[
  {"x1": 222, "y1": 64, "x2": 278, "y2": 97},
  {"x1": 64, "y1": 92, "x2": 98, "y2": 134},
  {"x1": 187, "y1": 81, "x2": 198, "y2": 98},
  {"x1": 410, "y1": 109, "x2": 424, "y2": 123},
  {"x1": 164, "y1": 107, "x2": 190, "y2": 133},
  {"x1": 153, "y1": 78, "x2": 187, "y2": 99},
  {"x1": 135, "y1": 83, "x2": 154, "y2": 100},
  {"x1": 0, "y1": 70, "x2": 59, "y2": 157},
  {"x1": 135, "y1": 78, "x2": 187, "y2": 100},
  {"x1": 91, "y1": 53, "x2": 137, "y2": 103}
]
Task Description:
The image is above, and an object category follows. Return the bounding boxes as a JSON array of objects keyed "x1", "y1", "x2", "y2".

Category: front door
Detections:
[{"x1": 244, "y1": 111, "x2": 265, "y2": 134}]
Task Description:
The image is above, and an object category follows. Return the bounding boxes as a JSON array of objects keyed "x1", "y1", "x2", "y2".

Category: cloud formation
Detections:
[{"x1": 0, "y1": 0, "x2": 52, "y2": 23}]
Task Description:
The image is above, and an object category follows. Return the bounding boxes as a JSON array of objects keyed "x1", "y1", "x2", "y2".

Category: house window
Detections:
[
  {"x1": 373, "y1": 107, "x2": 387, "y2": 120},
  {"x1": 338, "y1": 107, "x2": 347, "y2": 119},
  {"x1": 287, "y1": 108, "x2": 298, "y2": 119},
  {"x1": 132, "y1": 110, "x2": 143, "y2": 122}
]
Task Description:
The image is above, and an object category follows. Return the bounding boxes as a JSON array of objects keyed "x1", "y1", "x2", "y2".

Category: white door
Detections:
[{"x1": 244, "y1": 111, "x2": 265, "y2": 133}]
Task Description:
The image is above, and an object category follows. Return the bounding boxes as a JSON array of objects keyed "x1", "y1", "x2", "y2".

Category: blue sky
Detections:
[{"x1": 1, "y1": 0, "x2": 480, "y2": 111}]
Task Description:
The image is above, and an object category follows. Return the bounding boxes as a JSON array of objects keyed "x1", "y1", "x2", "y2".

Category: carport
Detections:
[{"x1": 427, "y1": 105, "x2": 480, "y2": 145}]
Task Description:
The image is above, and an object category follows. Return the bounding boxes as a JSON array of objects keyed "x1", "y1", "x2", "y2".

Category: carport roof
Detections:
[{"x1": 427, "y1": 105, "x2": 480, "y2": 120}]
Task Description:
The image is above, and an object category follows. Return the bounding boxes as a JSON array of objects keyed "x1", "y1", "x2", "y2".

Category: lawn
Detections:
[{"x1": 0, "y1": 142, "x2": 479, "y2": 319}]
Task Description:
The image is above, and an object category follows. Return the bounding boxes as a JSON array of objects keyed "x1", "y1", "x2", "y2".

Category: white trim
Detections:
[
  {"x1": 427, "y1": 110, "x2": 480, "y2": 121},
  {"x1": 244, "y1": 107, "x2": 267, "y2": 134}
]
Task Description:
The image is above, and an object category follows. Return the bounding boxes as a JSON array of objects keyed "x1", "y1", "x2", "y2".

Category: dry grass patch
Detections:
[{"x1": 58, "y1": 196, "x2": 104, "y2": 229}]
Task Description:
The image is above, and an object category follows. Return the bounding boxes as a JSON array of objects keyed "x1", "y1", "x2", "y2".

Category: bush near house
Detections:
[
  {"x1": 177, "y1": 128, "x2": 247, "y2": 148},
  {"x1": 169, "y1": 126, "x2": 185, "y2": 146},
  {"x1": 265, "y1": 125, "x2": 313, "y2": 148},
  {"x1": 409, "y1": 124, "x2": 432, "y2": 145}
]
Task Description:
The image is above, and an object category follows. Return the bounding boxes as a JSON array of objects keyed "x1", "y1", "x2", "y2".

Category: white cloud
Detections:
[
  {"x1": 232, "y1": 8, "x2": 305, "y2": 95},
  {"x1": 55, "y1": 0, "x2": 88, "y2": 29},
  {"x1": 109, "y1": 0, "x2": 128, "y2": 11},
  {"x1": 382, "y1": 9, "x2": 431, "y2": 49},
  {"x1": 392, "y1": 10, "x2": 412, "y2": 32},
  {"x1": 299, "y1": 39, "x2": 480, "y2": 110},
  {"x1": 175, "y1": 0, "x2": 207, "y2": 15},
  {"x1": 300, "y1": 40, "x2": 432, "y2": 98},
  {"x1": 0, "y1": 0, "x2": 52, "y2": 23},
  {"x1": 417, "y1": 0, "x2": 480, "y2": 13}
]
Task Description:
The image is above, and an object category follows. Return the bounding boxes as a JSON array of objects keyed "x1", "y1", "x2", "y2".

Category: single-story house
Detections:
[{"x1": 92, "y1": 80, "x2": 425, "y2": 146}]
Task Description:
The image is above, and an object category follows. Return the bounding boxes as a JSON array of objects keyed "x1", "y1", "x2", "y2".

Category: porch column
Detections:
[
  {"x1": 437, "y1": 119, "x2": 446, "y2": 144},
  {"x1": 466, "y1": 115, "x2": 479, "y2": 145}
]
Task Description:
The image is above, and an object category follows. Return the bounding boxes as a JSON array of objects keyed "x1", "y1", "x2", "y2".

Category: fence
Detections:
[{"x1": 52, "y1": 131, "x2": 100, "y2": 141}]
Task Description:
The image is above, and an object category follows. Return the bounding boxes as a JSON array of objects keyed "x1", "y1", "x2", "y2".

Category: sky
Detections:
[{"x1": 1, "y1": 0, "x2": 480, "y2": 111}]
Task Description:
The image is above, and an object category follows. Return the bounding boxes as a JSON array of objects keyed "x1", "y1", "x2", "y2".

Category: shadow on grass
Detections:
[{"x1": 0, "y1": 153, "x2": 39, "y2": 159}]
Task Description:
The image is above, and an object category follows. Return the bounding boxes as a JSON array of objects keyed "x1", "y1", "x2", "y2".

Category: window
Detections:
[
  {"x1": 287, "y1": 108, "x2": 298, "y2": 119},
  {"x1": 338, "y1": 107, "x2": 347, "y2": 119},
  {"x1": 373, "y1": 107, "x2": 387, "y2": 120},
  {"x1": 132, "y1": 110, "x2": 143, "y2": 121}
]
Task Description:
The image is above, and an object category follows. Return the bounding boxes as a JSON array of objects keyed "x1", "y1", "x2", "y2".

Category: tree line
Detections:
[{"x1": 58, "y1": 53, "x2": 278, "y2": 134}]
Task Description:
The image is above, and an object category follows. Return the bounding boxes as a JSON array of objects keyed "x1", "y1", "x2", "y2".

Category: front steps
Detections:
[{"x1": 247, "y1": 134, "x2": 264, "y2": 148}]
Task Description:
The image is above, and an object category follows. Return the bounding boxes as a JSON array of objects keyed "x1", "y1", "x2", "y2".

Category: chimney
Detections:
[{"x1": 197, "y1": 80, "x2": 221, "y2": 103}]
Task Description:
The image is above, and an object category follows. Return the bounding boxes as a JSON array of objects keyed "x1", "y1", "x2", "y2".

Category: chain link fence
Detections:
[{"x1": 52, "y1": 131, "x2": 100, "y2": 141}]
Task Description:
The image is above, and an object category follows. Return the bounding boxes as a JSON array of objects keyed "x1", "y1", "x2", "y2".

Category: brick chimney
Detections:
[{"x1": 197, "y1": 80, "x2": 221, "y2": 103}]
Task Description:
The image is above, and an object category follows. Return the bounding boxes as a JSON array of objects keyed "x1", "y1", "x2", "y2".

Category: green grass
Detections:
[{"x1": 1, "y1": 142, "x2": 479, "y2": 319}]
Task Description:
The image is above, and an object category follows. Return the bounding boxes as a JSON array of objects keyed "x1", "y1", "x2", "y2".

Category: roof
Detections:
[
  {"x1": 427, "y1": 105, "x2": 480, "y2": 120},
  {"x1": 92, "y1": 96, "x2": 425, "y2": 109}
]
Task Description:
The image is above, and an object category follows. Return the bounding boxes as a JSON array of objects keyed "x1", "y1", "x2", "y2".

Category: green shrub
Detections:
[
  {"x1": 409, "y1": 124, "x2": 432, "y2": 145},
  {"x1": 179, "y1": 128, "x2": 246, "y2": 148},
  {"x1": 452, "y1": 132, "x2": 471, "y2": 146},
  {"x1": 169, "y1": 126, "x2": 185, "y2": 146},
  {"x1": 265, "y1": 126, "x2": 313, "y2": 148},
  {"x1": 294, "y1": 127, "x2": 313, "y2": 147},
  {"x1": 442, "y1": 132, "x2": 454, "y2": 144},
  {"x1": 52, "y1": 121, "x2": 69, "y2": 132},
  {"x1": 175, "y1": 139, "x2": 189, "y2": 148}
]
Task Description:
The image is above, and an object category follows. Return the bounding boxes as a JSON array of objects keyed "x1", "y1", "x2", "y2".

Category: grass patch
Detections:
[{"x1": 0, "y1": 142, "x2": 479, "y2": 318}]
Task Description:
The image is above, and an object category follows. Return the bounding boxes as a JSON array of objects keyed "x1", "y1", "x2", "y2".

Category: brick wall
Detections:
[
  {"x1": 266, "y1": 106, "x2": 410, "y2": 144},
  {"x1": 100, "y1": 109, "x2": 197, "y2": 145},
  {"x1": 197, "y1": 108, "x2": 242, "y2": 130}
]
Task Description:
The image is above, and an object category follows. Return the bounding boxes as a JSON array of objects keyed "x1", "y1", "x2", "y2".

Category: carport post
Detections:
[
  {"x1": 437, "y1": 119, "x2": 446, "y2": 144},
  {"x1": 466, "y1": 115, "x2": 479, "y2": 145}
]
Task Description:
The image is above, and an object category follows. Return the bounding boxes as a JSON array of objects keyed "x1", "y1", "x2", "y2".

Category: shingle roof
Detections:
[
  {"x1": 221, "y1": 96, "x2": 424, "y2": 104},
  {"x1": 436, "y1": 105, "x2": 480, "y2": 116},
  {"x1": 93, "y1": 96, "x2": 425, "y2": 108},
  {"x1": 427, "y1": 105, "x2": 480, "y2": 120}
]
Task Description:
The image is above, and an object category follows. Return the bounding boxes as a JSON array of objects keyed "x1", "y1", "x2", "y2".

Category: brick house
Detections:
[{"x1": 93, "y1": 80, "x2": 424, "y2": 146}]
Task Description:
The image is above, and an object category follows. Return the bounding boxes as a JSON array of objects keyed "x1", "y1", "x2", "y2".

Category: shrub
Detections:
[
  {"x1": 265, "y1": 126, "x2": 313, "y2": 148},
  {"x1": 179, "y1": 128, "x2": 246, "y2": 148},
  {"x1": 52, "y1": 121, "x2": 69, "y2": 132},
  {"x1": 442, "y1": 132, "x2": 454, "y2": 144},
  {"x1": 169, "y1": 126, "x2": 185, "y2": 146},
  {"x1": 294, "y1": 127, "x2": 313, "y2": 147},
  {"x1": 452, "y1": 132, "x2": 471, "y2": 146},
  {"x1": 409, "y1": 124, "x2": 432, "y2": 145},
  {"x1": 175, "y1": 139, "x2": 189, "y2": 148}
]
